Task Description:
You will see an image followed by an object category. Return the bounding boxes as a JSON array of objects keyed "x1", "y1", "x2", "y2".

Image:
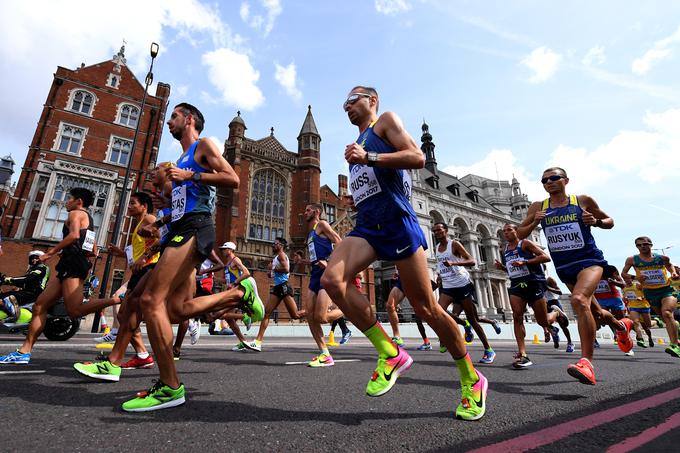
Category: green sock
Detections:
[
  {"x1": 364, "y1": 322, "x2": 398, "y2": 358},
  {"x1": 485, "y1": 348, "x2": 494, "y2": 353},
  {"x1": 455, "y1": 353, "x2": 479, "y2": 386},
  {"x1": 464, "y1": 320, "x2": 471, "y2": 328},
  {"x1": 321, "y1": 348, "x2": 330, "y2": 356}
]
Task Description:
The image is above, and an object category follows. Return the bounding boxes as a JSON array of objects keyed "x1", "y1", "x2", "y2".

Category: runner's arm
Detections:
[
  {"x1": 317, "y1": 220, "x2": 342, "y2": 245},
  {"x1": 451, "y1": 241, "x2": 475, "y2": 267},
  {"x1": 578, "y1": 195, "x2": 614, "y2": 229},
  {"x1": 274, "y1": 252, "x2": 290, "y2": 273},
  {"x1": 661, "y1": 255, "x2": 679, "y2": 279},
  {"x1": 621, "y1": 257, "x2": 635, "y2": 285},
  {"x1": 42, "y1": 210, "x2": 89, "y2": 260},
  {"x1": 516, "y1": 201, "x2": 545, "y2": 240},
  {"x1": 231, "y1": 257, "x2": 251, "y2": 286},
  {"x1": 521, "y1": 240, "x2": 551, "y2": 265},
  {"x1": 546, "y1": 277, "x2": 562, "y2": 295}
]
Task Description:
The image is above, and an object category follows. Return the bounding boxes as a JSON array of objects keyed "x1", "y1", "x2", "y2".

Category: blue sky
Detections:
[{"x1": 2, "y1": 0, "x2": 680, "y2": 273}]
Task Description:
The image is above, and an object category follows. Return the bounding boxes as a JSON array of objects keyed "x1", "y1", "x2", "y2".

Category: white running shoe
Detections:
[
  {"x1": 94, "y1": 332, "x2": 117, "y2": 344},
  {"x1": 189, "y1": 319, "x2": 201, "y2": 345}
]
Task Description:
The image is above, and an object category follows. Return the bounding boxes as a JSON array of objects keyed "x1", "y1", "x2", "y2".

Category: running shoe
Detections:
[
  {"x1": 550, "y1": 326, "x2": 560, "y2": 349},
  {"x1": 188, "y1": 319, "x2": 201, "y2": 345},
  {"x1": 121, "y1": 355, "x2": 155, "y2": 369},
  {"x1": 624, "y1": 350, "x2": 635, "y2": 357},
  {"x1": 615, "y1": 318, "x2": 634, "y2": 353},
  {"x1": 122, "y1": 380, "x2": 185, "y2": 412},
  {"x1": 649, "y1": 337, "x2": 655, "y2": 348},
  {"x1": 551, "y1": 305, "x2": 569, "y2": 326},
  {"x1": 417, "y1": 342, "x2": 432, "y2": 351},
  {"x1": 439, "y1": 345, "x2": 448, "y2": 353},
  {"x1": 242, "y1": 314, "x2": 252, "y2": 331},
  {"x1": 173, "y1": 350, "x2": 181, "y2": 361},
  {"x1": 665, "y1": 344, "x2": 680, "y2": 358},
  {"x1": 491, "y1": 320, "x2": 501, "y2": 335},
  {"x1": 231, "y1": 341, "x2": 248, "y2": 352},
  {"x1": 244, "y1": 340, "x2": 262, "y2": 352},
  {"x1": 0, "y1": 350, "x2": 30, "y2": 364},
  {"x1": 392, "y1": 337, "x2": 405, "y2": 349},
  {"x1": 308, "y1": 354, "x2": 335, "y2": 367},
  {"x1": 366, "y1": 348, "x2": 413, "y2": 397},
  {"x1": 455, "y1": 370, "x2": 488, "y2": 421},
  {"x1": 1, "y1": 296, "x2": 19, "y2": 322},
  {"x1": 73, "y1": 360, "x2": 121, "y2": 381},
  {"x1": 94, "y1": 332, "x2": 118, "y2": 344},
  {"x1": 544, "y1": 329, "x2": 551, "y2": 343},
  {"x1": 567, "y1": 358, "x2": 596, "y2": 385},
  {"x1": 340, "y1": 330, "x2": 352, "y2": 345},
  {"x1": 464, "y1": 324, "x2": 474, "y2": 343},
  {"x1": 240, "y1": 277, "x2": 265, "y2": 322},
  {"x1": 566, "y1": 343, "x2": 575, "y2": 353},
  {"x1": 512, "y1": 353, "x2": 532, "y2": 369},
  {"x1": 636, "y1": 338, "x2": 648, "y2": 348},
  {"x1": 593, "y1": 339, "x2": 601, "y2": 349},
  {"x1": 479, "y1": 350, "x2": 496, "y2": 364}
]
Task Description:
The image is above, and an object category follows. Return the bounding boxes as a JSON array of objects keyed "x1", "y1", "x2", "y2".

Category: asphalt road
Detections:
[{"x1": 2, "y1": 333, "x2": 680, "y2": 452}]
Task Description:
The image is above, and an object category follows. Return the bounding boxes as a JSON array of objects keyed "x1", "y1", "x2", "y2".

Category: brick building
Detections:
[{"x1": 0, "y1": 46, "x2": 170, "y2": 284}]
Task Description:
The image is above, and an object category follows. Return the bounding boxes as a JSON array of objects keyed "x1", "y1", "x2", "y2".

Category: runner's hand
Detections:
[
  {"x1": 344, "y1": 143, "x2": 367, "y2": 164},
  {"x1": 151, "y1": 191, "x2": 171, "y2": 209},
  {"x1": 138, "y1": 224, "x2": 156, "y2": 238},
  {"x1": 342, "y1": 195, "x2": 355, "y2": 210},
  {"x1": 533, "y1": 210, "x2": 546, "y2": 224},
  {"x1": 581, "y1": 210, "x2": 596, "y2": 225},
  {"x1": 165, "y1": 166, "x2": 192, "y2": 182},
  {"x1": 511, "y1": 260, "x2": 526, "y2": 267},
  {"x1": 493, "y1": 259, "x2": 504, "y2": 270}
]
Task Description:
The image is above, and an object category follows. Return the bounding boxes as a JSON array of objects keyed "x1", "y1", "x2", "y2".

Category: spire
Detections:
[
  {"x1": 112, "y1": 41, "x2": 127, "y2": 69},
  {"x1": 298, "y1": 105, "x2": 319, "y2": 138},
  {"x1": 297, "y1": 105, "x2": 321, "y2": 154},
  {"x1": 421, "y1": 121, "x2": 437, "y2": 174}
]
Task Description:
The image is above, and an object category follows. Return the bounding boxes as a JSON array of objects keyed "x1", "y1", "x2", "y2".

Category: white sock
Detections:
[{"x1": 136, "y1": 351, "x2": 150, "y2": 359}]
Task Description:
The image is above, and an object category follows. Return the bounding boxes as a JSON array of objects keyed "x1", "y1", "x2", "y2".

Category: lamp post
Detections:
[
  {"x1": 653, "y1": 245, "x2": 674, "y2": 256},
  {"x1": 92, "y1": 42, "x2": 159, "y2": 332}
]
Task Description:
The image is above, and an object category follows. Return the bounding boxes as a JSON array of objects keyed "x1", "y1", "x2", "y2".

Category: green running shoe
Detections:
[
  {"x1": 122, "y1": 380, "x2": 186, "y2": 412},
  {"x1": 240, "y1": 277, "x2": 265, "y2": 322},
  {"x1": 665, "y1": 344, "x2": 680, "y2": 358},
  {"x1": 439, "y1": 345, "x2": 448, "y2": 353},
  {"x1": 455, "y1": 370, "x2": 488, "y2": 421},
  {"x1": 308, "y1": 353, "x2": 335, "y2": 367},
  {"x1": 366, "y1": 348, "x2": 413, "y2": 397},
  {"x1": 73, "y1": 360, "x2": 121, "y2": 382},
  {"x1": 392, "y1": 337, "x2": 405, "y2": 348}
]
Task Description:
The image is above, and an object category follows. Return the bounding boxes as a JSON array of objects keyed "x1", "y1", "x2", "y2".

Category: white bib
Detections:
[
  {"x1": 171, "y1": 185, "x2": 187, "y2": 222},
  {"x1": 505, "y1": 256, "x2": 530, "y2": 279},
  {"x1": 641, "y1": 269, "x2": 666, "y2": 285},
  {"x1": 124, "y1": 245, "x2": 134, "y2": 267},
  {"x1": 624, "y1": 290, "x2": 638, "y2": 300},
  {"x1": 307, "y1": 240, "x2": 317, "y2": 263},
  {"x1": 157, "y1": 210, "x2": 169, "y2": 241},
  {"x1": 82, "y1": 230, "x2": 96, "y2": 252},
  {"x1": 544, "y1": 222, "x2": 584, "y2": 252},
  {"x1": 595, "y1": 280, "x2": 610, "y2": 294},
  {"x1": 349, "y1": 165, "x2": 382, "y2": 206},
  {"x1": 402, "y1": 171, "x2": 412, "y2": 201}
]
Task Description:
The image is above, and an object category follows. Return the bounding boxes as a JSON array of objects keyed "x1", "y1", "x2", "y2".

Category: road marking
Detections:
[
  {"x1": 285, "y1": 359, "x2": 361, "y2": 365},
  {"x1": 606, "y1": 412, "x2": 680, "y2": 453},
  {"x1": 469, "y1": 387, "x2": 680, "y2": 453},
  {"x1": 0, "y1": 370, "x2": 46, "y2": 375}
]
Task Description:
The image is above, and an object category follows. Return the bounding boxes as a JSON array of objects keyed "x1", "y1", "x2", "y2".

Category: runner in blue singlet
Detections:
[{"x1": 320, "y1": 86, "x2": 487, "y2": 421}]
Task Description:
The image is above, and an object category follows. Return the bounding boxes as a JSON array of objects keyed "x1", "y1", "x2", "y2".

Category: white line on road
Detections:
[
  {"x1": 0, "y1": 370, "x2": 46, "y2": 375},
  {"x1": 284, "y1": 359, "x2": 361, "y2": 365}
]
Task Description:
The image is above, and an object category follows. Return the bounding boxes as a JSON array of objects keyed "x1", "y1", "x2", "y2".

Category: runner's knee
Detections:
[{"x1": 570, "y1": 293, "x2": 590, "y2": 310}]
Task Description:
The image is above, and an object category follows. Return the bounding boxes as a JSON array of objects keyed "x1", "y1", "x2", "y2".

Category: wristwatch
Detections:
[
  {"x1": 191, "y1": 171, "x2": 201, "y2": 182},
  {"x1": 595, "y1": 218, "x2": 603, "y2": 228},
  {"x1": 366, "y1": 151, "x2": 378, "y2": 167}
]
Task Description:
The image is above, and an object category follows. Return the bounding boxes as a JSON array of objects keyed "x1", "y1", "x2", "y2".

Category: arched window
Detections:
[
  {"x1": 248, "y1": 168, "x2": 287, "y2": 241},
  {"x1": 118, "y1": 104, "x2": 139, "y2": 127},
  {"x1": 70, "y1": 90, "x2": 95, "y2": 114}
]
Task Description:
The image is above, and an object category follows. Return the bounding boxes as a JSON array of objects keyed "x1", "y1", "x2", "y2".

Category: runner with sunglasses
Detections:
[
  {"x1": 320, "y1": 86, "x2": 487, "y2": 420},
  {"x1": 622, "y1": 236, "x2": 680, "y2": 358},
  {"x1": 516, "y1": 167, "x2": 633, "y2": 385}
]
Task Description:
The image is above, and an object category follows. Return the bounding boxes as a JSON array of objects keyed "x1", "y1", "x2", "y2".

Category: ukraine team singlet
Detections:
[
  {"x1": 307, "y1": 223, "x2": 332, "y2": 264},
  {"x1": 349, "y1": 121, "x2": 414, "y2": 226},
  {"x1": 171, "y1": 139, "x2": 216, "y2": 223},
  {"x1": 539, "y1": 195, "x2": 604, "y2": 271},
  {"x1": 436, "y1": 240, "x2": 472, "y2": 289},
  {"x1": 502, "y1": 240, "x2": 545, "y2": 285}
]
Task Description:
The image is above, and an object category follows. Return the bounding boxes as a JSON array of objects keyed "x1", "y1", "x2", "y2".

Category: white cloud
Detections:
[
  {"x1": 239, "y1": 0, "x2": 282, "y2": 37},
  {"x1": 521, "y1": 46, "x2": 562, "y2": 83},
  {"x1": 632, "y1": 25, "x2": 680, "y2": 75},
  {"x1": 201, "y1": 48, "x2": 264, "y2": 110},
  {"x1": 582, "y1": 45, "x2": 606, "y2": 66},
  {"x1": 375, "y1": 0, "x2": 411, "y2": 15},
  {"x1": 274, "y1": 62, "x2": 302, "y2": 101}
]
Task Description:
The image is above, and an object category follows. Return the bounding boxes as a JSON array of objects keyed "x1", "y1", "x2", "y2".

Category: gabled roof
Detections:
[{"x1": 255, "y1": 135, "x2": 291, "y2": 155}]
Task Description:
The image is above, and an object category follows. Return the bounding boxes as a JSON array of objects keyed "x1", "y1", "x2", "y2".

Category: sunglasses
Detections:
[
  {"x1": 635, "y1": 243, "x2": 652, "y2": 247},
  {"x1": 343, "y1": 93, "x2": 372, "y2": 110},
  {"x1": 541, "y1": 175, "x2": 565, "y2": 184}
]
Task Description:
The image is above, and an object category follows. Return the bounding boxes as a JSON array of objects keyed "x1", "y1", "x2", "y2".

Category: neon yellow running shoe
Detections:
[
  {"x1": 122, "y1": 380, "x2": 185, "y2": 412},
  {"x1": 240, "y1": 277, "x2": 265, "y2": 322},
  {"x1": 73, "y1": 360, "x2": 121, "y2": 382},
  {"x1": 366, "y1": 348, "x2": 413, "y2": 397},
  {"x1": 455, "y1": 370, "x2": 488, "y2": 421},
  {"x1": 308, "y1": 353, "x2": 335, "y2": 367}
]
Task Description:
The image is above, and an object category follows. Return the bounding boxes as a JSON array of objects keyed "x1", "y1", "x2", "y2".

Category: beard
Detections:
[{"x1": 171, "y1": 128, "x2": 184, "y2": 140}]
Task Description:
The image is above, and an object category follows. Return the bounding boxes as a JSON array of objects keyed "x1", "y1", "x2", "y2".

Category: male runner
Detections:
[
  {"x1": 622, "y1": 236, "x2": 680, "y2": 357},
  {"x1": 246, "y1": 237, "x2": 306, "y2": 351},
  {"x1": 0, "y1": 188, "x2": 121, "y2": 364},
  {"x1": 516, "y1": 167, "x2": 633, "y2": 385},
  {"x1": 386, "y1": 271, "x2": 439, "y2": 351},
  {"x1": 321, "y1": 86, "x2": 487, "y2": 420},
  {"x1": 432, "y1": 222, "x2": 499, "y2": 363},
  {"x1": 0, "y1": 251, "x2": 50, "y2": 322},
  {"x1": 622, "y1": 279, "x2": 653, "y2": 348},
  {"x1": 544, "y1": 276, "x2": 575, "y2": 352}
]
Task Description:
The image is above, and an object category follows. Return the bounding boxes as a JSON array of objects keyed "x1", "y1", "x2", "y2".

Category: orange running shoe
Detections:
[
  {"x1": 616, "y1": 318, "x2": 634, "y2": 353},
  {"x1": 567, "y1": 358, "x2": 596, "y2": 385}
]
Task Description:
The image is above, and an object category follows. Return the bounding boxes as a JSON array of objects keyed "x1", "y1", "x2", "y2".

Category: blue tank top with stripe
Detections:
[
  {"x1": 502, "y1": 240, "x2": 546, "y2": 285},
  {"x1": 171, "y1": 139, "x2": 216, "y2": 223},
  {"x1": 349, "y1": 122, "x2": 414, "y2": 226},
  {"x1": 539, "y1": 195, "x2": 604, "y2": 270},
  {"x1": 307, "y1": 223, "x2": 333, "y2": 264}
]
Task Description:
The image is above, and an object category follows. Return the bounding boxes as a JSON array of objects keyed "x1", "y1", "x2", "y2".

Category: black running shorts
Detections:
[{"x1": 163, "y1": 213, "x2": 215, "y2": 260}]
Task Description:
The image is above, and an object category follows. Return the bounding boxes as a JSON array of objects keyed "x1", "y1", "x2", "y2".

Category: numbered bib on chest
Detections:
[
  {"x1": 307, "y1": 240, "x2": 317, "y2": 263},
  {"x1": 506, "y1": 256, "x2": 530, "y2": 279},
  {"x1": 437, "y1": 258, "x2": 461, "y2": 277},
  {"x1": 172, "y1": 185, "x2": 187, "y2": 222},
  {"x1": 350, "y1": 165, "x2": 382, "y2": 206},
  {"x1": 544, "y1": 222, "x2": 584, "y2": 252},
  {"x1": 624, "y1": 290, "x2": 637, "y2": 300},
  {"x1": 595, "y1": 280, "x2": 610, "y2": 294},
  {"x1": 82, "y1": 230, "x2": 96, "y2": 252},
  {"x1": 124, "y1": 245, "x2": 134, "y2": 267},
  {"x1": 641, "y1": 268, "x2": 666, "y2": 285}
]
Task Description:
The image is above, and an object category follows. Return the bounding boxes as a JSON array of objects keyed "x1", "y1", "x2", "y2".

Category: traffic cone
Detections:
[
  {"x1": 532, "y1": 334, "x2": 540, "y2": 344},
  {"x1": 95, "y1": 343, "x2": 114, "y2": 350},
  {"x1": 327, "y1": 331, "x2": 339, "y2": 346},
  {"x1": 658, "y1": 338, "x2": 665, "y2": 345}
]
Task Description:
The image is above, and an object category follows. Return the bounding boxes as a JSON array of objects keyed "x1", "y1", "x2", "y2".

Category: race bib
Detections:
[
  {"x1": 171, "y1": 185, "x2": 187, "y2": 222},
  {"x1": 641, "y1": 269, "x2": 667, "y2": 285},
  {"x1": 624, "y1": 290, "x2": 638, "y2": 300},
  {"x1": 437, "y1": 257, "x2": 462, "y2": 277},
  {"x1": 156, "y1": 210, "x2": 169, "y2": 240},
  {"x1": 402, "y1": 170, "x2": 412, "y2": 201},
  {"x1": 125, "y1": 245, "x2": 134, "y2": 267},
  {"x1": 349, "y1": 165, "x2": 382, "y2": 206},
  {"x1": 82, "y1": 230, "x2": 96, "y2": 252},
  {"x1": 595, "y1": 280, "x2": 610, "y2": 294},
  {"x1": 544, "y1": 222, "x2": 584, "y2": 252},
  {"x1": 307, "y1": 240, "x2": 317, "y2": 263},
  {"x1": 505, "y1": 256, "x2": 530, "y2": 279}
]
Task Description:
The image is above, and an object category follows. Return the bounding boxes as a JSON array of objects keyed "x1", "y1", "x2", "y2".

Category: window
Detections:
[
  {"x1": 108, "y1": 136, "x2": 132, "y2": 165},
  {"x1": 69, "y1": 90, "x2": 94, "y2": 114},
  {"x1": 324, "y1": 203, "x2": 336, "y2": 224},
  {"x1": 478, "y1": 244, "x2": 487, "y2": 264},
  {"x1": 117, "y1": 104, "x2": 139, "y2": 128},
  {"x1": 56, "y1": 123, "x2": 86, "y2": 155},
  {"x1": 107, "y1": 74, "x2": 119, "y2": 88},
  {"x1": 248, "y1": 168, "x2": 287, "y2": 241}
]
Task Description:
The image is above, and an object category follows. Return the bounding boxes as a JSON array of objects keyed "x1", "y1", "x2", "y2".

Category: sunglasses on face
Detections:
[
  {"x1": 343, "y1": 93, "x2": 372, "y2": 110},
  {"x1": 636, "y1": 243, "x2": 652, "y2": 247},
  {"x1": 541, "y1": 175, "x2": 565, "y2": 184}
]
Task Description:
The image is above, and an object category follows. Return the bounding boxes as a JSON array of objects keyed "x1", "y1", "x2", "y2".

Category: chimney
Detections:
[{"x1": 338, "y1": 174, "x2": 348, "y2": 197}]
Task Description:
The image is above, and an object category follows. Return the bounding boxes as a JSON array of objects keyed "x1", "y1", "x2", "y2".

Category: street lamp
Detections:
[
  {"x1": 92, "y1": 42, "x2": 159, "y2": 332},
  {"x1": 653, "y1": 245, "x2": 674, "y2": 256}
]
